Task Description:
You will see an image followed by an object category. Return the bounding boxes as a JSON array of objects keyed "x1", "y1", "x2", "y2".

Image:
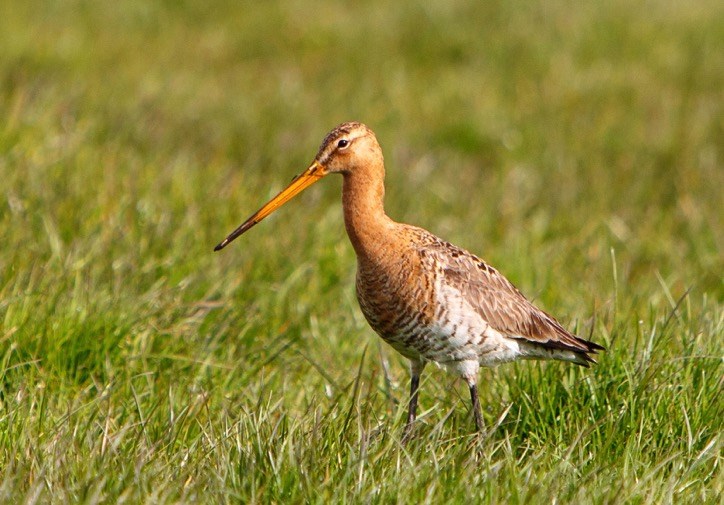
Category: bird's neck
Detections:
[{"x1": 341, "y1": 168, "x2": 394, "y2": 263}]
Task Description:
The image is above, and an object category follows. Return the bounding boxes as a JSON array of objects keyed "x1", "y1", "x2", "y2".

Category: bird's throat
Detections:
[{"x1": 341, "y1": 170, "x2": 393, "y2": 263}]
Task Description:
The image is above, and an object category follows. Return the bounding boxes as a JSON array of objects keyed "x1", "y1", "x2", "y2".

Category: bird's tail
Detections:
[{"x1": 518, "y1": 336, "x2": 605, "y2": 367}]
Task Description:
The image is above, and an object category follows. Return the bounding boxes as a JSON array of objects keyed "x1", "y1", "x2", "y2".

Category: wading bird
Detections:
[{"x1": 215, "y1": 122, "x2": 604, "y2": 434}]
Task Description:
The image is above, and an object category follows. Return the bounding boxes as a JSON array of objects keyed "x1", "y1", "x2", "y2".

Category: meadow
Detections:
[{"x1": 0, "y1": 0, "x2": 722, "y2": 503}]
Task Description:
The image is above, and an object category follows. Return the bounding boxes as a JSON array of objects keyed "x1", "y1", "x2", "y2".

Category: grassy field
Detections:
[{"x1": 1, "y1": 0, "x2": 722, "y2": 502}]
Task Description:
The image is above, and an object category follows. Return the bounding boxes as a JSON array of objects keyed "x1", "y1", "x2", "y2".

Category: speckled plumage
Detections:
[{"x1": 215, "y1": 121, "x2": 604, "y2": 434}]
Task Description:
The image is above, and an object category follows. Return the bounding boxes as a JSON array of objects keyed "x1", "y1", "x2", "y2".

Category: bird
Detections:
[{"x1": 214, "y1": 121, "x2": 604, "y2": 434}]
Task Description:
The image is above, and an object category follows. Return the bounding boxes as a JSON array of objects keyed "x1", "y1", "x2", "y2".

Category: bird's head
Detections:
[{"x1": 214, "y1": 121, "x2": 381, "y2": 251}]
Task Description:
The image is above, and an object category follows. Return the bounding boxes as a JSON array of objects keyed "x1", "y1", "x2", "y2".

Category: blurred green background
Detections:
[{"x1": 1, "y1": 0, "x2": 722, "y2": 503}]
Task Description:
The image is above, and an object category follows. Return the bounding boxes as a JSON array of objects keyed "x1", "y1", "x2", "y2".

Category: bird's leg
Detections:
[
  {"x1": 406, "y1": 373, "x2": 420, "y2": 426},
  {"x1": 468, "y1": 382, "x2": 485, "y2": 433},
  {"x1": 403, "y1": 359, "x2": 425, "y2": 439}
]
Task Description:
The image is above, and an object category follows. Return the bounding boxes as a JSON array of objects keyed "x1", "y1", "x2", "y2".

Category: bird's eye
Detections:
[{"x1": 337, "y1": 139, "x2": 349, "y2": 149}]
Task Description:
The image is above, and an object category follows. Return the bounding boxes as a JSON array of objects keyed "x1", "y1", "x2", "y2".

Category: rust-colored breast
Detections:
[{"x1": 354, "y1": 226, "x2": 438, "y2": 359}]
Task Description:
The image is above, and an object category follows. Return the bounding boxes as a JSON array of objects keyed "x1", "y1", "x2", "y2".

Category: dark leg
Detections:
[
  {"x1": 469, "y1": 383, "x2": 484, "y2": 433},
  {"x1": 403, "y1": 360, "x2": 425, "y2": 439},
  {"x1": 406, "y1": 372, "x2": 420, "y2": 427}
]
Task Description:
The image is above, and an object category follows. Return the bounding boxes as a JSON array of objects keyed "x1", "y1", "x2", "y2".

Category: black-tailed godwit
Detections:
[{"x1": 215, "y1": 122, "x2": 604, "y2": 434}]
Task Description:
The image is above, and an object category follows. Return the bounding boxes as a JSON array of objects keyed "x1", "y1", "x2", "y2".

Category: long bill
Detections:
[{"x1": 214, "y1": 161, "x2": 325, "y2": 251}]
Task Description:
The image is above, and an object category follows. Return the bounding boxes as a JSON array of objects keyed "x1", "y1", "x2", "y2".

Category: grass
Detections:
[{"x1": 1, "y1": 0, "x2": 722, "y2": 502}]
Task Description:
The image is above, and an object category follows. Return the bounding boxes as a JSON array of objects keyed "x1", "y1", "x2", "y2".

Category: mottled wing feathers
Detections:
[{"x1": 414, "y1": 228, "x2": 603, "y2": 363}]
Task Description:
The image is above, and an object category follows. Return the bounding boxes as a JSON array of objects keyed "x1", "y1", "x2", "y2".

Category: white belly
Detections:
[{"x1": 399, "y1": 282, "x2": 525, "y2": 368}]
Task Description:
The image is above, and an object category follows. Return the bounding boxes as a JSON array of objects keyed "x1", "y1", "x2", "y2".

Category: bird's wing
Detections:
[{"x1": 415, "y1": 232, "x2": 602, "y2": 355}]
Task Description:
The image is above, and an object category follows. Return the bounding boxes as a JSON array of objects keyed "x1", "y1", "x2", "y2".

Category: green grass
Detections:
[{"x1": 1, "y1": 0, "x2": 722, "y2": 502}]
